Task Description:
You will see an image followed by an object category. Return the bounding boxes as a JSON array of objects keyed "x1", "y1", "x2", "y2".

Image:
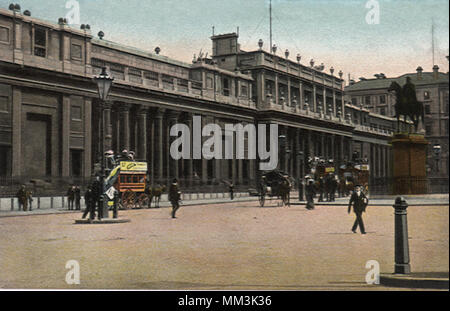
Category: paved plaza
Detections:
[{"x1": 0, "y1": 199, "x2": 447, "y2": 290}]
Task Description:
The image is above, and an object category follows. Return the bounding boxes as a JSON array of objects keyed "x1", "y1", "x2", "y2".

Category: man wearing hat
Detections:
[
  {"x1": 169, "y1": 179, "x2": 181, "y2": 218},
  {"x1": 348, "y1": 185, "x2": 369, "y2": 234}
]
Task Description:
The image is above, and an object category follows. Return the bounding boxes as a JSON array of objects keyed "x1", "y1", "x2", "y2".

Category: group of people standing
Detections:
[{"x1": 66, "y1": 185, "x2": 82, "y2": 210}]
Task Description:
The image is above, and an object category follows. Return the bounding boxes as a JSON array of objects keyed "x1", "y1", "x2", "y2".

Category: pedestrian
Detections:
[
  {"x1": 348, "y1": 185, "x2": 369, "y2": 234},
  {"x1": 329, "y1": 174, "x2": 337, "y2": 202},
  {"x1": 169, "y1": 179, "x2": 181, "y2": 218},
  {"x1": 16, "y1": 185, "x2": 28, "y2": 211},
  {"x1": 82, "y1": 185, "x2": 96, "y2": 221},
  {"x1": 298, "y1": 177, "x2": 304, "y2": 201},
  {"x1": 27, "y1": 189, "x2": 34, "y2": 211},
  {"x1": 229, "y1": 182, "x2": 234, "y2": 200},
  {"x1": 305, "y1": 179, "x2": 316, "y2": 210},
  {"x1": 318, "y1": 177, "x2": 324, "y2": 202},
  {"x1": 325, "y1": 174, "x2": 332, "y2": 202},
  {"x1": 67, "y1": 185, "x2": 75, "y2": 210},
  {"x1": 74, "y1": 186, "x2": 81, "y2": 210}
]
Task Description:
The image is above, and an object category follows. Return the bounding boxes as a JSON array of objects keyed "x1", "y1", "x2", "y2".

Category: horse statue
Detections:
[{"x1": 388, "y1": 77, "x2": 424, "y2": 133}]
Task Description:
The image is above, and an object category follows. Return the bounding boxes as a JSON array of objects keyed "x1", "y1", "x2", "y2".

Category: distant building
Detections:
[{"x1": 345, "y1": 66, "x2": 449, "y2": 192}]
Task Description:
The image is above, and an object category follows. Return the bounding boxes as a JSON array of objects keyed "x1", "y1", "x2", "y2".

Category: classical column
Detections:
[
  {"x1": 307, "y1": 130, "x2": 313, "y2": 159},
  {"x1": 186, "y1": 115, "x2": 194, "y2": 185},
  {"x1": 202, "y1": 115, "x2": 208, "y2": 184},
  {"x1": 148, "y1": 112, "x2": 155, "y2": 185},
  {"x1": 11, "y1": 86, "x2": 22, "y2": 177},
  {"x1": 331, "y1": 134, "x2": 336, "y2": 161},
  {"x1": 275, "y1": 73, "x2": 279, "y2": 106},
  {"x1": 259, "y1": 70, "x2": 266, "y2": 108},
  {"x1": 320, "y1": 133, "x2": 325, "y2": 158},
  {"x1": 154, "y1": 108, "x2": 165, "y2": 182},
  {"x1": 119, "y1": 104, "x2": 131, "y2": 151},
  {"x1": 287, "y1": 77, "x2": 291, "y2": 109},
  {"x1": 313, "y1": 84, "x2": 317, "y2": 112},
  {"x1": 137, "y1": 107, "x2": 148, "y2": 161},
  {"x1": 299, "y1": 81, "x2": 304, "y2": 111},
  {"x1": 332, "y1": 90, "x2": 337, "y2": 117},
  {"x1": 62, "y1": 95, "x2": 71, "y2": 177},
  {"x1": 295, "y1": 129, "x2": 301, "y2": 179},
  {"x1": 231, "y1": 125, "x2": 237, "y2": 184},
  {"x1": 168, "y1": 111, "x2": 180, "y2": 180},
  {"x1": 214, "y1": 118, "x2": 222, "y2": 184},
  {"x1": 339, "y1": 135, "x2": 345, "y2": 163},
  {"x1": 348, "y1": 138, "x2": 354, "y2": 160},
  {"x1": 84, "y1": 98, "x2": 92, "y2": 178},
  {"x1": 103, "y1": 102, "x2": 113, "y2": 151}
]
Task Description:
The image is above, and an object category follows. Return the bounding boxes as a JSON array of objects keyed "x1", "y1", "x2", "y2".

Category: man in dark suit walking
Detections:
[{"x1": 348, "y1": 185, "x2": 368, "y2": 234}]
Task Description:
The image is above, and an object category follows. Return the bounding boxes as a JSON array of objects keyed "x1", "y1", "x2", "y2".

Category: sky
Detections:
[{"x1": 1, "y1": 0, "x2": 449, "y2": 81}]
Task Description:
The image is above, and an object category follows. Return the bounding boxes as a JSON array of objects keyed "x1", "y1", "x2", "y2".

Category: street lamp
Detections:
[{"x1": 93, "y1": 67, "x2": 114, "y2": 219}]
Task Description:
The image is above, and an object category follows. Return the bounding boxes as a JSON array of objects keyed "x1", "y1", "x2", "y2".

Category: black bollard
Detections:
[{"x1": 393, "y1": 197, "x2": 411, "y2": 274}]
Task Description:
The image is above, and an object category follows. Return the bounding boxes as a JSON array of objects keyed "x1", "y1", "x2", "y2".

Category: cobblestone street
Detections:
[{"x1": 0, "y1": 200, "x2": 447, "y2": 290}]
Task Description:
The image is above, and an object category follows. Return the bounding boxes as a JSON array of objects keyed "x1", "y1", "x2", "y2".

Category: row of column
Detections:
[
  {"x1": 98, "y1": 102, "x2": 257, "y2": 186},
  {"x1": 276, "y1": 125, "x2": 351, "y2": 179}
]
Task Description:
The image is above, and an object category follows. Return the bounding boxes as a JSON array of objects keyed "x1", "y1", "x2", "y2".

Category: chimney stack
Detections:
[
  {"x1": 416, "y1": 66, "x2": 423, "y2": 80},
  {"x1": 432, "y1": 65, "x2": 439, "y2": 80}
]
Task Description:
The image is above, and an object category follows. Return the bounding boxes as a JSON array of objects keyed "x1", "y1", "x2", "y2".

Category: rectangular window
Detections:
[
  {"x1": 425, "y1": 105, "x2": 431, "y2": 114},
  {"x1": 223, "y1": 77, "x2": 230, "y2": 96},
  {"x1": 144, "y1": 70, "x2": 158, "y2": 81},
  {"x1": 34, "y1": 27, "x2": 46, "y2": 57},
  {"x1": 70, "y1": 149, "x2": 83, "y2": 177},
  {"x1": 379, "y1": 95, "x2": 386, "y2": 104},
  {"x1": 0, "y1": 145, "x2": 10, "y2": 176},
  {"x1": 0, "y1": 26, "x2": 9, "y2": 43},
  {"x1": 351, "y1": 98, "x2": 357, "y2": 106},
  {"x1": 71, "y1": 106, "x2": 82, "y2": 121},
  {"x1": 178, "y1": 79, "x2": 188, "y2": 92},
  {"x1": 71, "y1": 44, "x2": 82, "y2": 60},
  {"x1": 0, "y1": 96, "x2": 9, "y2": 113},
  {"x1": 365, "y1": 96, "x2": 371, "y2": 106},
  {"x1": 206, "y1": 77, "x2": 214, "y2": 89},
  {"x1": 425, "y1": 125, "x2": 432, "y2": 135},
  {"x1": 162, "y1": 74, "x2": 174, "y2": 90},
  {"x1": 240, "y1": 84, "x2": 248, "y2": 97},
  {"x1": 424, "y1": 91, "x2": 430, "y2": 100},
  {"x1": 128, "y1": 67, "x2": 143, "y2": 84},
  {"x1": 380, "y1": 107, "x2": 386, "y2": 116}
]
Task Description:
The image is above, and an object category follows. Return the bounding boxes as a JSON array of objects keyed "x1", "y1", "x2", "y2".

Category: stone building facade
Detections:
[
  {"x1": 0, "y1": 6, "x2": 399, "y2": 192},
  {"x1": 345, "y1": 66, "x2": 449, "y2": 192}
]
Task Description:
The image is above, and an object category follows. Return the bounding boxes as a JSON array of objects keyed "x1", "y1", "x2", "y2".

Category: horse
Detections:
[
  {"x1": 145, "y1": 185, "x2": 166, "y2": 208},
  {"x1": 278, "y1": 177, "x2": 293, "y2": 207},
  {"x1": 388, "y1": 81, "x2": 408, "y2": 132},
  {"x1": 388, "y1": 79, "x2": 424, "y2": 133}
]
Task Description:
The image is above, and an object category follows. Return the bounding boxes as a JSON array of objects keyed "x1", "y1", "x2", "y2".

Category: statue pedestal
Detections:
[{"x1": 391, "y1": 133, "x2": 428, "y2": 194}]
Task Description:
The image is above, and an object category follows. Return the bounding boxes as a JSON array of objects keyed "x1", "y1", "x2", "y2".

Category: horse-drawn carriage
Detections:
[
  {"x1": 338, "y1": 161, "x2": 370, "y2": 196},
  {"x1": 257, "y1": 170, "x2": 294, "y2": 207},
  {"x1": 110, "y1": 161, "x2": 150, "y2": 209}
]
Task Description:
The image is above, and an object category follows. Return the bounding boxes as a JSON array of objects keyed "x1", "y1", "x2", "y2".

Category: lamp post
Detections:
[{"x1": 93, "y1": 67, "x2": 114, "y2": 219}]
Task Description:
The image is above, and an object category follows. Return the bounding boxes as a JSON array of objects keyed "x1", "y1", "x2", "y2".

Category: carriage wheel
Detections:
[
  {"x1": 259, "y1": 194, "x2": 265, "y2": 207},
  {"x1": 136, "y1": 193, "x2": 150, "y2": 209},
  {"x1": 121, "y1": 190, "x2": 136, "y2": 209}
]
